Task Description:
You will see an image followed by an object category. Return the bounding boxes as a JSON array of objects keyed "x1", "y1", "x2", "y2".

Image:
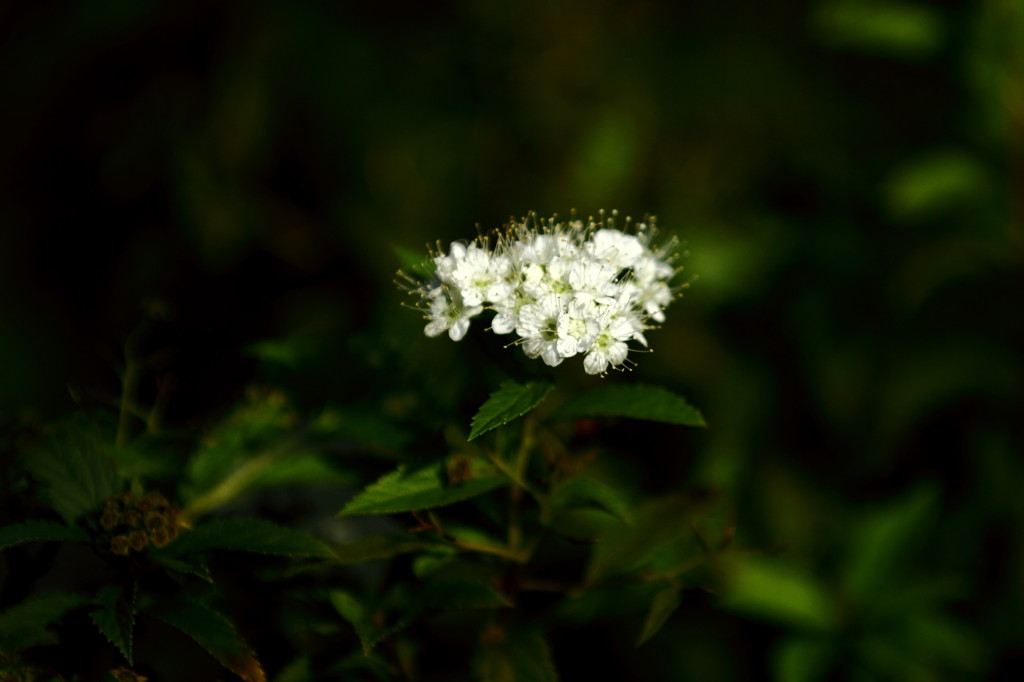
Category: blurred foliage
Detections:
[{"x1": 1, "y1": 0, "x2": 1022, "y2": 680}]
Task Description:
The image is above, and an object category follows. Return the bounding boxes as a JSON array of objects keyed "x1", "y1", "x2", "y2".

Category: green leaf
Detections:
[
  {"x1": 842, "y1": 483, "x2": 937, "y2": 601},
  {"x1": 469, "y1": 380, "x2": 553, "y2": 441},
  {"x1": 150, "y1": 553, "x2": 214, "y2": 582},
  {"x1": 184, "y1": 451, "x2": 351, "y2": 520},
  {"x1": 774, "y1": 636, "x2": 835, "y2": 682},
  {"x1": 811, "y1": 0, "x2": 944, "y2": 60},
  {"x1": 474, "y1": 628, "x2": 559, "y2": 682},
  {"x1": 330, "y1": 590, "x2": 412, "y2": 656},
  {"x1": 310, "y1": 408, "x2": 412, "y2": 456},
  {"x1": 0, "y1": 591, "x2": 92, "y2": 651},
  {"x1": 0, "y1": 521, "x2": 91, "y2": 551},
  {"x1": 91, "y1": 584, "x2": 136, "y2": 665},
  {"x1": 339, "y1": 463, "x2": 507, "y2": 517},
  {"x1": 164, "y1": 518, "x2": 333, "y2": 558},
  {"x1": 23, "y1": 416, "x2": 124, "y2": 522},
  {"x1": 885, "y1": 150, "x2": 990, "y2": 220},
  {"x1": 393, "y1": 245, "x2": 435, "y2": 278},
  {"x1": 720, "y1": 556, "x2": 835, "y2": 631},
  {"x1": 272, "y1": 657, "x2": 312, "y2": 682},
  {"x1": 553, "y1": 582, "x2": 662, "y2": 625},
  {"x1": 182, "y1": 390, "x2": 332, "y2": 517},
  {"x1": 245, "y1": 338, "x2": 306, "y2": 369},
  {"x1": 551, "y1": 476, "x2": 633, "y2": 524},
  {"x1": 331, "y1": 650, "x2": 399, "y2": 681},
  {"x1": 549, "y1": 384, "x2": 706, "y2": 427},
  {"x1": 110, "y1": 440, "x2": 181, "y2": 481},
  {"x1": 586, "y1": 496, "x2": 708, "y2": 585},
  {"x1": 636, "y1": 586, "x2": 681, "y2": 646},
  {"x1": 904, "y1": 613, "x2": 988, "y2": 671},
  {"x1": 146, "y1": 597, "x2": 265, "y2": 682},
  {"x1": 333, "y1": 534, "x2": 444, "y2": 564}
]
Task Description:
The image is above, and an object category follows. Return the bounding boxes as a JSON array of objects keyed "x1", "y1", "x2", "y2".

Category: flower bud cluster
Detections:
[
  {"x1": 402, "y1": 211, "x2": 684, "y2": 375},
  {"x1": 99, "y1": 491, "x2": 181, "y2": 554}
]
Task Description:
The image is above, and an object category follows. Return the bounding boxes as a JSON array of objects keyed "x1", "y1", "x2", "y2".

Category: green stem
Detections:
[{"x1": 451, "y1": 537, "x2": 529, "y2": 563}]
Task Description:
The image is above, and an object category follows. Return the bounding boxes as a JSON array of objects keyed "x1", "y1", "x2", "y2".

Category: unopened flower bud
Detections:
[
  {"x1": 110, "y1": 535, "x2": 130, "y2": 556},
  {"x1": 100, "y1": 510, "x2": 121, "y2": 530},
  {"x1": 128, "y1": 530, "x2": 148, "y2": 552},
  {"x1": 145, "y1": 511, "x2": 167, "y2": 530},
  {"x1": 149, "y1": 528, "x2": 170, "y2": 548}
]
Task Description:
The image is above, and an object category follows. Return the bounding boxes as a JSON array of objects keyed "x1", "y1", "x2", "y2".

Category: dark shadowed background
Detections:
[{"x1": 1, "y1": 0, "x2": 1022, "y2": 679}]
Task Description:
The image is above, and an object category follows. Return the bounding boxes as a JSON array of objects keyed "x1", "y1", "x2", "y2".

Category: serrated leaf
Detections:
[
  {"x1": 164, "y1": 518, "x2": 332, "y2": 558},
  {"x1": 23, "y1": 416, "x2": 124, "y2": 522},
  {"x1": 720, "y1": 556, "x2": 835, "y2": 631},
  {"x1": 551, "y1": 477, "x2": 633, "y2": 524},
  {"x1": 0, "y1": 521, "x2": 91, "y2": 551},
  {"x1": 91, "y1": 584, "x2": 136, "y2": 665},
  {"x1": 0, "y1": 591, "x2": 92, "y2": 651},
  {"x1": 636, "y1": 585, "x2": 681, "y2": 646},
  {"x1": 339, "y1": 463, "x2": 507, "y2": 517},
  {"x1": 330, "y1": 590, "x2": 412, "y2": 656},
  {"x1": 151, "y1": 553, "x2": 214, "y2": 582},
  {"x1": 147, "y1": 597, "x2": 265, "y2": 682},
  {"x1": 549, "y1": 384, "x2": 706, "y2": 427},
  {"x1": 474, "y1": 628, "x2": 558, "y2": 682},
  {"x1": 333, "y1": 534, "x2": 443, "y2": 564},
  {"x1": 469, "y1": 380, "x2": 553, "y2": 441}
]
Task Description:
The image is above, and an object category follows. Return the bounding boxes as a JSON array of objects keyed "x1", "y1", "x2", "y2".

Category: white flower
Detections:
[
  {"x1": 490, "y1": 287, "x2": 532, "y2": 334},
  {"x1": 522, "y1": 257, "x2": 573, "y2": 300},
  {"x1": 423, "y1": 289, "x2": 482, "y2": 341},
  {"x1": 515, "y1": 293, "x2": 566, "y2": 367},
  {"x1": 434, "y1": 242, "x2": 466, "y2": 284},
  {"x1": 587, "y1": 228, "x2": 645, "y2": 269},
  {"x1": 450, "y1": 243, "x2": 513, "y2": 307},
  {"x1": 567, "y1": 259, "x2": 618, "y2": 305},
  {"x1": 400, "y1": 209, "x2": 685, "y2": 374},
  {"x1": 583, "y1": 307, "x2": 635, "y2": 375},
  {"x1": 556, "y1": 299, "x2": 600, "y2": 358}
]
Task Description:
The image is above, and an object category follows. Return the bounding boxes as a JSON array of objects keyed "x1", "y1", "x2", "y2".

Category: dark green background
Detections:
[{"x1": 1, "y1": 0, "x2": 1022, "y2": 679}]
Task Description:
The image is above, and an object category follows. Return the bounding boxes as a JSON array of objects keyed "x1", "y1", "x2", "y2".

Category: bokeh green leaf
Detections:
[
  {"x1": 23, "y1": 416, "x2": 123, "y2": 522},
  {"x1": 0, "y1": 521, "x2": 91, "y2": 551}
]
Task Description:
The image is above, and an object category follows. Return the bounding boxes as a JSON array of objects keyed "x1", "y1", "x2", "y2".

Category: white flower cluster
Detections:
[{"x1": 402, "y1": 211, "x2": 684, "y2": 375}]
